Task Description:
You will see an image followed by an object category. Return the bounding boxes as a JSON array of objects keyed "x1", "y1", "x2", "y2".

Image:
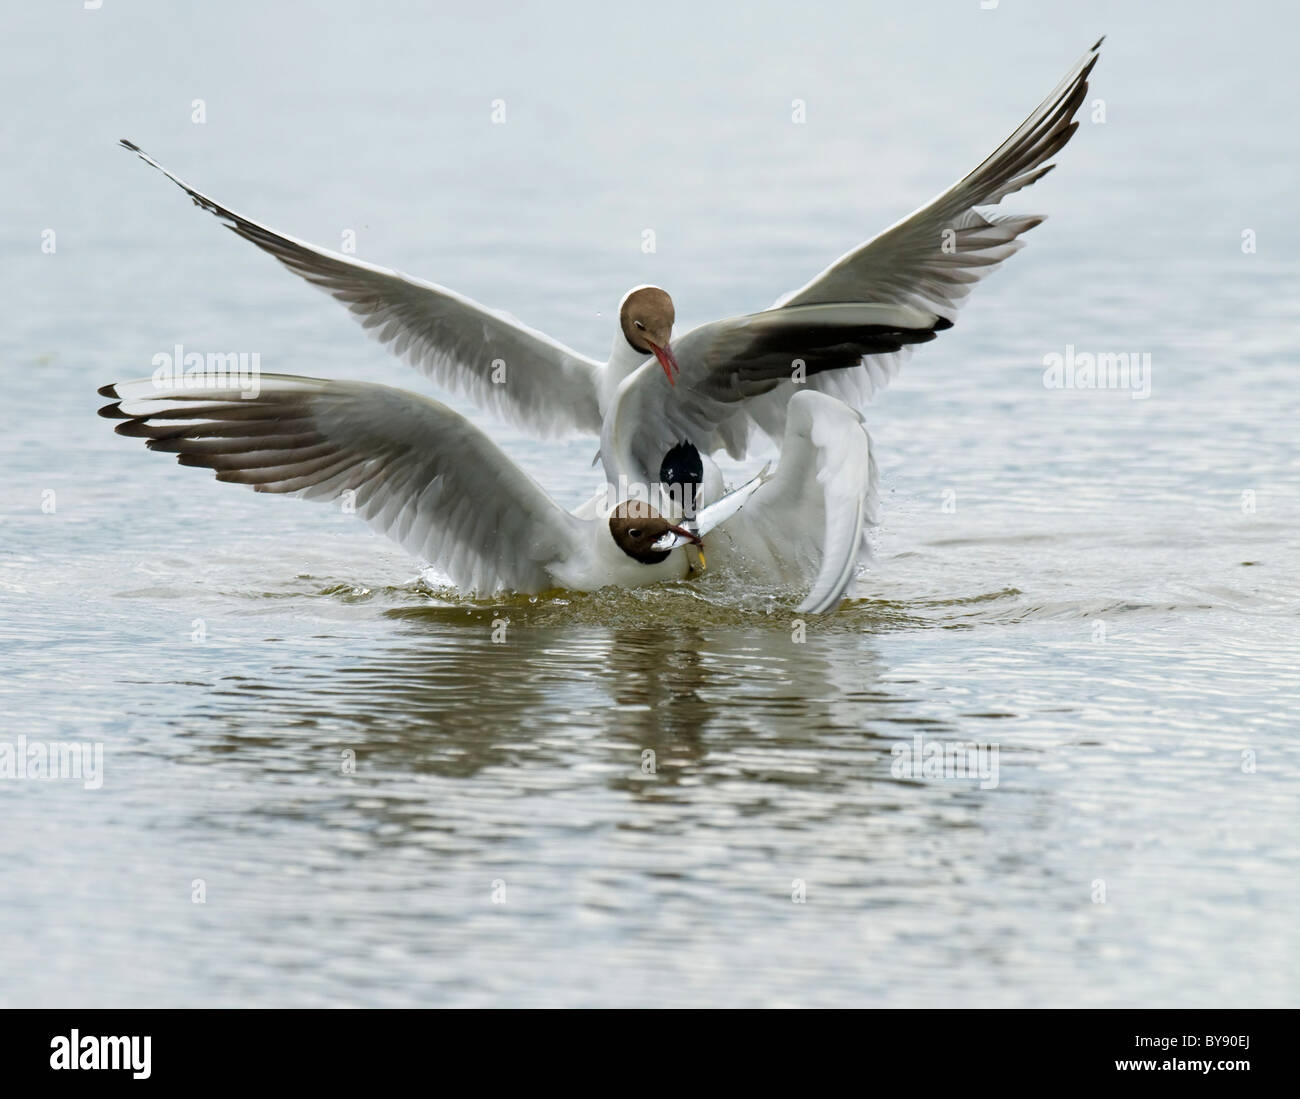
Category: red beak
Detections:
[{"x1": 648, "y1": 340, "x2": 679, "y2": 386}]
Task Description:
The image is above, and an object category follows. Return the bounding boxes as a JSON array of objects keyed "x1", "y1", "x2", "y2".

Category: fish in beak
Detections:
[{"x1": 650, "y1": 522, "x2": 701, "y2": 552}]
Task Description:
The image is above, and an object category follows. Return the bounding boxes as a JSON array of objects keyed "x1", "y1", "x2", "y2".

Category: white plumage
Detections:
[
  {"x1": 100, "y1": 378, "x2": 873, "y2": 613},
  {"x1": 103, "y1": 40, "x2": 1103, "y2": 614},
  {"x1": 115, "y1": 39, "x2": 1101, "y2": 468}
]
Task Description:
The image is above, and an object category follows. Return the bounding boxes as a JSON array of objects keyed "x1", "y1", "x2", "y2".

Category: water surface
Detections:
[{"x1": 2, "y1": 1, "x2": 1298, "y2": 1006}]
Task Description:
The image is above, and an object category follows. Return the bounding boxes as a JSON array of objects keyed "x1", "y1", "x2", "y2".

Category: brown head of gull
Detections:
[
  {"x1": 618, "y1": 286, "x2": 679, "y2": 385},
  {"x1": 608, "y1": 499, "x2": 700, "y2": 565}
]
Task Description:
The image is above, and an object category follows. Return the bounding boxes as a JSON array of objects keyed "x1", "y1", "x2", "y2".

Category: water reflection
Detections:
[{"x1": 168, "y1": 606, "x2": 953, "y2": 803}]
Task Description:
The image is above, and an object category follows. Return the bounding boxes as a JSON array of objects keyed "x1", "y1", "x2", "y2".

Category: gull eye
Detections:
[
  {"x1": 633, "y1": 321, "x2": 646, "y2": 331},
  {"x1": 629, "y1": 528, "x2": 641, "y2": 538}
]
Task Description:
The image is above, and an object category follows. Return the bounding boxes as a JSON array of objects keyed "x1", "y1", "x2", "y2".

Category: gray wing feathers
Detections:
[
  {"x1": 119, "y1": 140, "x2": 603, "y2": 438},
  {"x1": 99, "y1": 374, "x2": 583, "y2": 594}
]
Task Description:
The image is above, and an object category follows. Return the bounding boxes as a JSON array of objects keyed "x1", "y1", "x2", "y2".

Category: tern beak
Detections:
[{"x1": 648, "y1": 340, "x2": 679, "y2": 386}]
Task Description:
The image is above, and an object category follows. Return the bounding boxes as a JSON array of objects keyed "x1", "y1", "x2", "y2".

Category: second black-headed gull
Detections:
[
  {"x1": 98, "y1": 378, "x2": 873, "y2": 613},
  {"x1": 115, "y1": 38, "x2": 1102, "y2": 473}
]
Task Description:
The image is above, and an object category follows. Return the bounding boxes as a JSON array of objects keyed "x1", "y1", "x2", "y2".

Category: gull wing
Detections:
[
  {"x1": 99, "y1": 373, "x2": 587, "y2": 595},
  {"x1": 688, "y1": 38, "x2": 1104, "y2": 453},
  {"x1": 603, "y1": 301, "x2": 943, "y2": 488},
  {"x1": 709, "y1": 390, "x2": 878, "y2": 615},
  {"x1": 119, "y1": 141, "x2": 603, "y2": 439},
  {"x1": 776, "y1": 38, "x2": 1103, "y2": 316}
]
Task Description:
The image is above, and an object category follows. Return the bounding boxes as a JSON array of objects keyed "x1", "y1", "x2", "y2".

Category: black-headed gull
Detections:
[
  {"x1": 98, "y1": 378, "x2": 872, "y2": 613},
  {"x1": 115, "y1": 38, "x2": 1101, "y2": 473}
]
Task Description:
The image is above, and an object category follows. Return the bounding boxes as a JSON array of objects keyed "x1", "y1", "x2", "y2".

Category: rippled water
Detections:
[{"x1": 3, "y1": 2, "x2": 1298, "y2": 1006}]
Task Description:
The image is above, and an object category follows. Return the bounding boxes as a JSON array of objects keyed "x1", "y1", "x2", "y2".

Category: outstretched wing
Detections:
[
  {"x1": 689, "y1": 37, "x2": 1105, "y2": 451},
  {"x1": 778, "y1": 37, "x2": 1103, "y2": 316},
  {"x1": 708, "y1": 390, "x2": 877, "y2": 615},
  {"x1": 98, "y1": 373, "x2": 587, "y2": 595},
  {"x1": 118, "y1": 140, "x2": 603, "y2": 438},
  {"x1": 602, "y1": 301, "x2": 943, "y2": 487}
]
